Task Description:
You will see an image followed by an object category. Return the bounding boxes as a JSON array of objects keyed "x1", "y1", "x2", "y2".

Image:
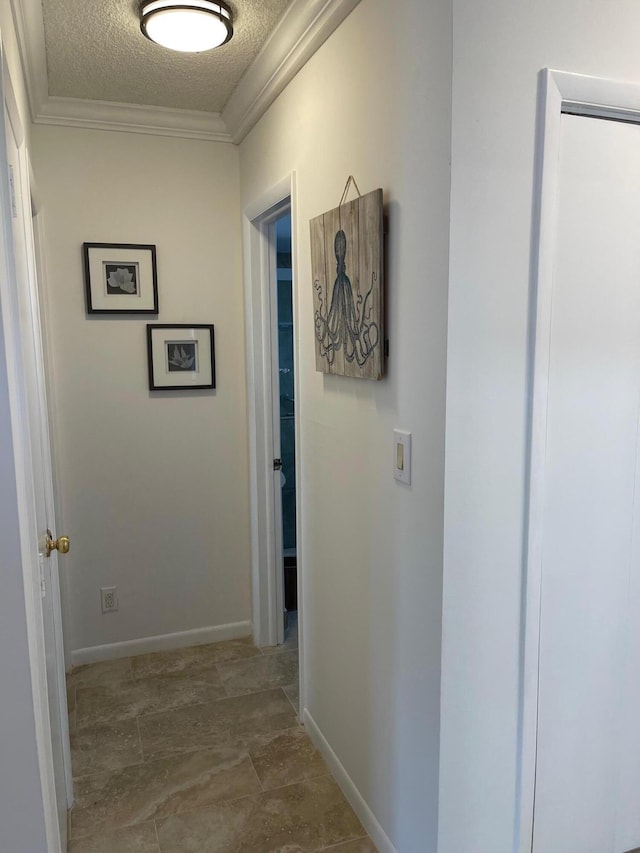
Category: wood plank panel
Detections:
[
  {"x1": 357, "y1": 189, "x2": 383, "y2": 380},
  {"x1": 309, "y1": 212, "x2": 328, "y2": 374},
  {"x1": 309, "y1": 188, "x2": 384, "y2": 380}
]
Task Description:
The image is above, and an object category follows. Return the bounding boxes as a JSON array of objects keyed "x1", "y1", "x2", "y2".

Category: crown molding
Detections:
[
  {"x1": 10, "y1": 0, "x2": 362, "y2": 144},
  {"x1": 35, "y1": 96, "x2": 231, "y2": 142},
  {"x1": 9, "y1": 0, "x2": 48, "y2": 120},
  {"x1": 223, "y1": 0, "x2": 363, "y2": 144}
]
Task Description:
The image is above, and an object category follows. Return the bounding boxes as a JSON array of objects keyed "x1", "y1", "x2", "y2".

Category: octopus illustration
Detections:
[{"x1": 314, "y1": 229, "x2": 379, "y2": 367}]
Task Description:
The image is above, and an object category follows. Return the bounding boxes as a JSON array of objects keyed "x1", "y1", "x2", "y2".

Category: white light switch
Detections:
[{"x1": 393, "y1": 430, "x2": 412, "y2": 485}]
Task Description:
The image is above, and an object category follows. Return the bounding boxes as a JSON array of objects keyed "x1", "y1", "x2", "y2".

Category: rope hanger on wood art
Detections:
[{"x1": 338, "y1": 175, "x2": 362, "y2": 207}]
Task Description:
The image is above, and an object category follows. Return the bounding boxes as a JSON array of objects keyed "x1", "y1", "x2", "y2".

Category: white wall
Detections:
[
  {"x1": 240, "y1": 0, "x2": 451, "y2": 849},
  {"x1": 0, "y1": 7, "x2": 50, "y2": 851},
  {"x1": 440, "y1": 3, "x2": 640, "y2": 851},
  {"x1": 31, "y1": 126, "x2": 251, "y2": 656}
]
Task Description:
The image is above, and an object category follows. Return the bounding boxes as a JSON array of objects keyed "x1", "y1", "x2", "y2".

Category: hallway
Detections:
[{"x1": 66, "y1": 619, "x2": 376, "y2": 852}]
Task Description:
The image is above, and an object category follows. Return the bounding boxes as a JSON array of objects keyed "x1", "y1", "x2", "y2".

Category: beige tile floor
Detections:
[{"x1": 66, "y1": 616, "x2": 377, "y2": 853}]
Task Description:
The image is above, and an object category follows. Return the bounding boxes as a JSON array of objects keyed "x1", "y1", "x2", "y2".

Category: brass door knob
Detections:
[{"x1": 45, "y1": 529, "x2": 70, "y2": 557}]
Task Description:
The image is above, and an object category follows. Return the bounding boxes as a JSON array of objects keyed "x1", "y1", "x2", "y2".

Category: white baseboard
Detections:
[
  {"x1": 70, "y1": 621, "x2": 252, "y2": 667},
  {"x1": 302, "y1": 708, "x2": 397, "y2": 853}
]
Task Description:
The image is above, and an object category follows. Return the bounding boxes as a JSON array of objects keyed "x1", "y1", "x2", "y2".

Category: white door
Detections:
[
  {"x1": 532, "y1": 113, "x2": 640, "y2": 853},
  {"x1": 2, "y1": 66, "x2": 71, "y2": 848}
]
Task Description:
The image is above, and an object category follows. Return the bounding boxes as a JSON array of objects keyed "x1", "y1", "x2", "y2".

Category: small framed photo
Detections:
[
  {"x1": 83, "y1": 242, "x2": 158, "y2": 314},
  {"x1": 147, "y1": 324, "x2": 215, "y2": 391}
]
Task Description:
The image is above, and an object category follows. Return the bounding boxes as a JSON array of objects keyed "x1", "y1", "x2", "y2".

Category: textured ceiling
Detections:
[{"x1": 41, "y1": 0, "x2": 293, "y2": 113}]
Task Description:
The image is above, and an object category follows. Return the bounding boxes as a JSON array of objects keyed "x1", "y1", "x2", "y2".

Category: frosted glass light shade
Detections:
[{"x1": 140, "y1": 1, "x2": 233, "y2": 53}]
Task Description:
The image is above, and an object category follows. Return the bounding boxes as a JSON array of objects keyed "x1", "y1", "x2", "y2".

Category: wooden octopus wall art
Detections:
[{"x1": 309, "y1": 187, "x2": 385, "y2": 380}]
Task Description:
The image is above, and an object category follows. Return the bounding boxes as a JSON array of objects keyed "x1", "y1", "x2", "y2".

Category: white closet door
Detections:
[{"x1": 533, "y1": 113, "x2": 640, "y2": 853}]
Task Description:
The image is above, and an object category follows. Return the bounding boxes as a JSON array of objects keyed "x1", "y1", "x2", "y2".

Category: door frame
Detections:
[
  {"x1": 519, "y1": 68, "x2": 640, "y2": 852},
  {"x1": 0, "y1": 35, "x2": 64, "y2": 852},
  {"x1": 242, "y1": 174, "x2": 303, "y2": 671}
]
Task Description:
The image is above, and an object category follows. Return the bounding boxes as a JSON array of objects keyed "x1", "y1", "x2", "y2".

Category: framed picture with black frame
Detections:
[
  {"x1": 147, "y1": 324, "x2": 216, "y2": 391},
  {"x1": 83, "y1": 242, "x2": 158, "y2": 314}
]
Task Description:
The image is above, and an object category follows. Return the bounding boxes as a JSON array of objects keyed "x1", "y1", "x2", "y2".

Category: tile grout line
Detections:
[
  {"x1": 70, "y1": 755, "x2": 146, "y2": 784},
  {"x1": 254, "y1": 770, "x2": 335, "y2": 796},
  {"x1": 282, "y1": 685, "x2": 299, "y2": 717},
  {"x1": 77, "y1": 688, "x2": 218, "y2": 731},
  {"x1": 320, "y1": 836, "x2": 373, "y2": 851},
  {"x1": 216, "y1": 648, "x2": 298, "y2": 678},
  {"x1": 137, "y1": 715, "x2": 145, "y2": 763},
  {"x1": 140, "y1": 709, "x2": 305, "y2": 763},
  {"x1": 75, "y1": 647, "x2": 295, "y2": 712},
  {"x1": 72, "y1": 663, "x2": 298, "y2": 740},
  {"x1": 70, "y1": 757, "x2": 268, "y2": 838},
  {"x1": 135, "y1": 684, "x2": 296, "y2": 722},
  {"x1": 79, "y1": 694, "x2": 285, "y2": 770},
  {"x1": 119, "y1": 768, "x2": 340, "y2": 832},
  {"x1": 139, "y1": 789, "x2": 261, "y2": 827},
  {"x1": 246, "y1": 753, "x2": 265, "y2": 792},
  {"x1": 260, "y1": 644, "x2": 299, "y2": 657}
]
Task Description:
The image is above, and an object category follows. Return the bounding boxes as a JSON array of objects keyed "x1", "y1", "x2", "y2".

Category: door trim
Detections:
[
  {"x1": 242, "y1": 173, "x2": 303, "y2": 666},
  {"x1": 519, "y1": 68, "x2": 640, "y2": 852}
]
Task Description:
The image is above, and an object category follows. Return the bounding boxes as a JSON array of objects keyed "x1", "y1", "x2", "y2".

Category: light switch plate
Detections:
[{"x1": 393, "y1": 430, "x2": 412, "y2": 485}]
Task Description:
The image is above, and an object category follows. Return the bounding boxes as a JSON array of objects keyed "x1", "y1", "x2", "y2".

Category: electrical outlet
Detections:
[{"x1": 100, "y1": 586, "x2": 118, "y2": 613}]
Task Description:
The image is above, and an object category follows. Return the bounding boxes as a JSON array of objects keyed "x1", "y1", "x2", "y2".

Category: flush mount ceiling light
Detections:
[{"x1": 140, "y1": 1, "x2": 234, "y2": 53}]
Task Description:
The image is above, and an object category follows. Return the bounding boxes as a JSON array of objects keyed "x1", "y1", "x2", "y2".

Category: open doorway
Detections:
[
  {"x1": 274, "y1": 212, "x2": 297, "y2": 639},
  {"x1": 242, "y1": 174, "x2": 303, "y2": 713}
]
